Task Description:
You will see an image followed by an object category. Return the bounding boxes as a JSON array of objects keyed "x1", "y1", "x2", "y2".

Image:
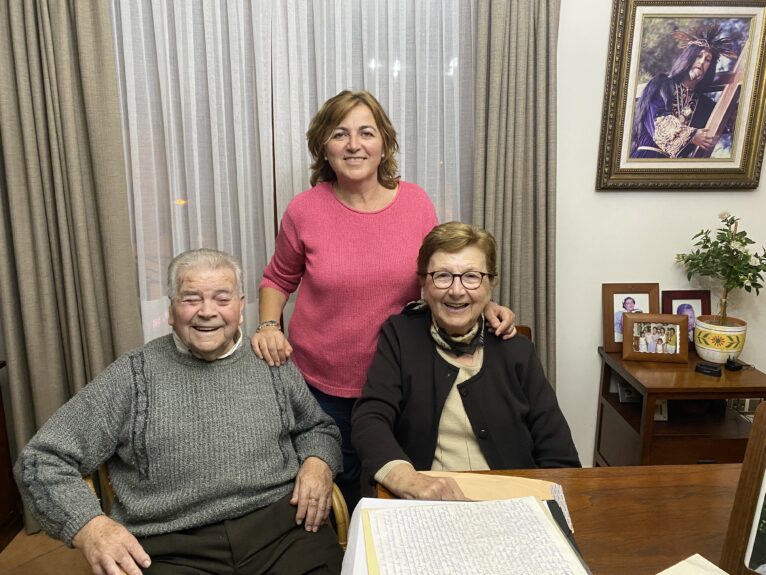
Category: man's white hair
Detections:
[{"x1": 167, "y1": 249, "x2": 244, "y2": 299}]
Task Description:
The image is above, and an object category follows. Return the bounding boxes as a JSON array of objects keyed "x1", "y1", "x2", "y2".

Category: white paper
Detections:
[
  {"x1": 419, "y1": 471, "x2": 574, "y2": 532},
  {"x1": 353, "y1": 497, "x2": 587, "y2": 575},
  {"x1": 655, "y1": 553, "x2": 729, "y2": 574},
  {"x1": 343, "y1": 498, "x2": 450, "y2": 574}
]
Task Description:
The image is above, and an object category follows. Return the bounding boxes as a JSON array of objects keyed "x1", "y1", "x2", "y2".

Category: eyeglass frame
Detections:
[{"x1": 421, "y1": 271, "x2": 496, "y2": 290}]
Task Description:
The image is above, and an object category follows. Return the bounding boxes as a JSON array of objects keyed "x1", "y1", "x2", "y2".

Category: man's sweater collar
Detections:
[{"x1": 171, "y1": 328, "x2": 244, "y2": 361}]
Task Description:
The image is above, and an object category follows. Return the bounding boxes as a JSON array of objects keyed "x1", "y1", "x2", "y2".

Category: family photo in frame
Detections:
[
  {"x1": 596, "y1": 0, "x2": 766, "y2": 189},
  {"x1": 622, "y1": 313, "x2": 689, "y2": 363}
]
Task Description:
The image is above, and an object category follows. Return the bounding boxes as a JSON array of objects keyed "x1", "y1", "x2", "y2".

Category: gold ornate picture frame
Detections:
[{"x1": 596, "y1": 0, "x2": 766, "y2": 189}]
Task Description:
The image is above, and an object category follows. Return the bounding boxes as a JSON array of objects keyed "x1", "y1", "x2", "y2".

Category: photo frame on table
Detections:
[
  {"x1": 622, "y1": 313, "x2": 689, "y2": 363},
  {"x1": 661, "y1": 289, "x2": 712, "y2": 350},
  {"x1": 596, "y1": 0, "x2": 766, "y2": 189},
  {"x1": 721, "y1": 402, "x2": 766, "y2": 574},
  {"x1": 602, "y1": 283, "x2": 660, "y2": 353}
]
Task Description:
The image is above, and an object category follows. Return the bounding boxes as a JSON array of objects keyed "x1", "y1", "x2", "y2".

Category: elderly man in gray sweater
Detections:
[{"x1": 14, "y1": 249, "x2": 343, "y2": 574}]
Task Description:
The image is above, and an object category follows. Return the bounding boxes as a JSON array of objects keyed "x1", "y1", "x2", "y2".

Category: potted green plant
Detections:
[{"x1": 676, "y1": 212, "x2": 766, "y2": 363}]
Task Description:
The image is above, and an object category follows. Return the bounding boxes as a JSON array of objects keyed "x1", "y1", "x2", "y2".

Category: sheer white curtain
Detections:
[{"x1": 110, "y1": 0, "x2": 476, "y2": 340}]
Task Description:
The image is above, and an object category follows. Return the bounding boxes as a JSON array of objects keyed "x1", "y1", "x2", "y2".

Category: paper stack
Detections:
[{"x1": 341, "y1": 472, "x2": 587, "y2": 575}]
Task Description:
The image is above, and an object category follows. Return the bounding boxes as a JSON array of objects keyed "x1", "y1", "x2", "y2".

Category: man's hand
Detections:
[
  {"x1": 692, "y1": 128, "x2": 718, "y2": 152},
  {"x1": 291, "y1": 456, "x2": 333, "y2": 532},
  {"x1": 72, "y1": 515, "x2": 150, "y2": 575},
  {"x1": 383, "y1": 464, "x2": 468, "y2": 501},
  {"x1": 484, "y1": 301, "x2": 517, "y2": 340},
  {"x1": 251, "y1": 328, "x2": 292, "y2": 366}
]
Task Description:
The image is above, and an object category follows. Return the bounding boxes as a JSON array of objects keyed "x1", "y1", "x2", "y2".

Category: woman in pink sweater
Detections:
[{"x1": 253, "y1": 91, "x2": 515, "y2": 510}]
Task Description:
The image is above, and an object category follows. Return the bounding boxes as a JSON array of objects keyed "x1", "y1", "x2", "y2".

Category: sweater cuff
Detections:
[
  {"x1": 258, "y1": 278, "x2": 292, "y2": 299},
  {"x1": 296, "y1": 438, "x2": 343, "y2": 477},
  {"x1": 374, "y1": 460, "x2": 413, "y2": 484},
  {"x1": 60, "y1": 508, "x2": 104, "y2": 548}
]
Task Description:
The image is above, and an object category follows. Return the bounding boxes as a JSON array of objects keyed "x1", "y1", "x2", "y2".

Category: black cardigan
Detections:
[{"x1": 351, "y1": 309, "x2": 581, "y2": 477}]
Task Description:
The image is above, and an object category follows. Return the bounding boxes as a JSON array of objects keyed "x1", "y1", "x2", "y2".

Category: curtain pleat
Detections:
[
  {"x1": 473, "y1": 0, "x2": 559, "y2": 384},
  {"x1": 0, "y1": 0, "x2": 142, "y2": 529}
]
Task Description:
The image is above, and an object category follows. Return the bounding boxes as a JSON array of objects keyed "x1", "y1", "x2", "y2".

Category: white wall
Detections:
[{"x1": 556, "y1": 0, "x2": 766, "y2": 466}]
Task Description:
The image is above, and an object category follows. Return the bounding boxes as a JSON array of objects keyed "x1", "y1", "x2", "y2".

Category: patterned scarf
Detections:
[
  {"x1": 430, "y1": 315, "x2": 485, "y2": 356},
  {"x1": 402, "y1": 300, "x2": 485, "y2": 356}
]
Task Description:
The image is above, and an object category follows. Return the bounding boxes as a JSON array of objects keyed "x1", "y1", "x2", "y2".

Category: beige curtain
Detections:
[
  {"x1": 0, "y1": 0, "x2": 142, "y2": 526},
  {"x1": 473, "y1": 0, "x2": 560, "y2": 384}
]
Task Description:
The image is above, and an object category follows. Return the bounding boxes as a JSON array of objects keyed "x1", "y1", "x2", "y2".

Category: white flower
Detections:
[
  {"x1": 719, "y1": 210, "x2": 731, "y2": 220},
  {"x1": 731, "y1": 241, "x2": 748, "y2": 253},
  {"x1": 752, "y1": 256, "x2": 761, "y2": 267}
]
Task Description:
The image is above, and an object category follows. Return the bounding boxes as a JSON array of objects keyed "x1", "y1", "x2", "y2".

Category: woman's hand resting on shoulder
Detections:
[
  {"x1": 251, "y1": 327, "x2": 293, "y2": 367},
  {"x1": 484, "y1": 301, "x2": 517, "y2": 340}
]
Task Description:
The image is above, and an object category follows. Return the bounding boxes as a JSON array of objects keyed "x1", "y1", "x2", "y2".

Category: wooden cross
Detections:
[{"x1": 693, "y1": 38, "x2": 748, "y2": 158}]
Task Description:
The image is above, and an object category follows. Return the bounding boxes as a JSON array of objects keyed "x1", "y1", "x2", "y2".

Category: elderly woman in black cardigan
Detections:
[{"x1": 351, "y1": 222, "x2": 580, "y2": 500}]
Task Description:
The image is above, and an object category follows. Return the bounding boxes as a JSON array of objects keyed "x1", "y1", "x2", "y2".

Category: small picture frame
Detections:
[
  {"x1": 621, "y1": 313, "x2": 689, "y2": 363},
  {"x1": 721, "y1": 403, "x2": 766, "y2": 574},
  {"x1": 602, "y1": 283, "x2": 660, "y2": 352},
  {"x1": 661, "y1": 289, "x2": 712, "y2": 350}
]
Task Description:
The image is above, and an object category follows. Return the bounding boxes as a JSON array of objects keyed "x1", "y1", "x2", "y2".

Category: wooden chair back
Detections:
[
  {"x1": 516, "y1": 324, "x2": 532, "y2": 341},
  {"x1": 721, "y1": 402, "x2": 766, "y2": 573}
]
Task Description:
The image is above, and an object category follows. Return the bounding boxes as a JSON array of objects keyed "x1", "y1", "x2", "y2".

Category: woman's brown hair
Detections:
[{"x1": 306, "y1": 90, "x2": 399, "y2": 189}]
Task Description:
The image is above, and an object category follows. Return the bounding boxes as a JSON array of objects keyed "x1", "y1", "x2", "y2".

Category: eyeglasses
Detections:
[{"x1": 423, "y1": 271, "x2": 495, "y2": 290}]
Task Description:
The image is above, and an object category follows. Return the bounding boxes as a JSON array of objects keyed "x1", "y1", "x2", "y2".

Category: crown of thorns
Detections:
[{"x1": 672, "y1": 25, "x2": 739, "y2": 60}]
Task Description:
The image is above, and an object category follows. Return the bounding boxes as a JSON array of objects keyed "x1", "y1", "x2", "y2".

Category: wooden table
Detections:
[{"x1": 377, "y1": 464, "x2": 741, "y2": 575}]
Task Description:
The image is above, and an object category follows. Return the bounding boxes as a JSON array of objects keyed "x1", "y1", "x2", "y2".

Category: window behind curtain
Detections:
[{"x1": 109, "y1": 0, "x2": 477, "y2": 341}]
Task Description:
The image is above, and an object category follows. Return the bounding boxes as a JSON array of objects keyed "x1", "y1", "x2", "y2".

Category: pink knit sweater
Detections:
[{"x1": 260, "y1": 181, "x2": 438, "y2": 398}]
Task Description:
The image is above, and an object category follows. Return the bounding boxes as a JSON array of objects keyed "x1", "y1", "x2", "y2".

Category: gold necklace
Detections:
[{"x1": 675, "y1": 84, "x2": 695, "y2": 123}]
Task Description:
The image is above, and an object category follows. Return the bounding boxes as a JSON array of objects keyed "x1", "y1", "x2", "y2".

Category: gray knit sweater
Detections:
[{"x1": 14, "y1": 335, "x2": 342, "y2": 546}]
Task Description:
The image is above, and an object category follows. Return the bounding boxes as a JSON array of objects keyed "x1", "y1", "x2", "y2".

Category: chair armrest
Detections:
[{"x1": 331, "y1": 482, "x2": 349, "y2": 551}]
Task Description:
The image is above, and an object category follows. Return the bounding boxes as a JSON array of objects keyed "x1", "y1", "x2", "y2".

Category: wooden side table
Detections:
[
  {"x1": 594, "y1": 347, "x2": 766, "y2": 466},
  {"x1": 0, "y1": 359, "x2": 23, "y2": 552}
]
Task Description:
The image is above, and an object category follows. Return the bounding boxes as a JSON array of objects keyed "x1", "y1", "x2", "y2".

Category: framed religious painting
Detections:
[
  {"x1": 596, "y1": 0, "x2": 766, "y2": 189},
  {"x1": 661, "y1": 289, "x2": 711, "y2": 349},
  {"x1": 602, "y1": 283, "x2": 660, "y2": 352},
  {"x1": 721, "y1": 402, "x2": 766, "y2": 574},
  {"x1": 622, "y1": 313, "x2": 689, "y2": 363}
]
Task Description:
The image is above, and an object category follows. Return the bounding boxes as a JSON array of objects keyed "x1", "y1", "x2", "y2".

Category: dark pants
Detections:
[
  {"x1": 309, "y1": 387, "x2": 361, "y2": 514},
  {"x1": 139, "y1": 493, "x2": 342, "y2": 574}
]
